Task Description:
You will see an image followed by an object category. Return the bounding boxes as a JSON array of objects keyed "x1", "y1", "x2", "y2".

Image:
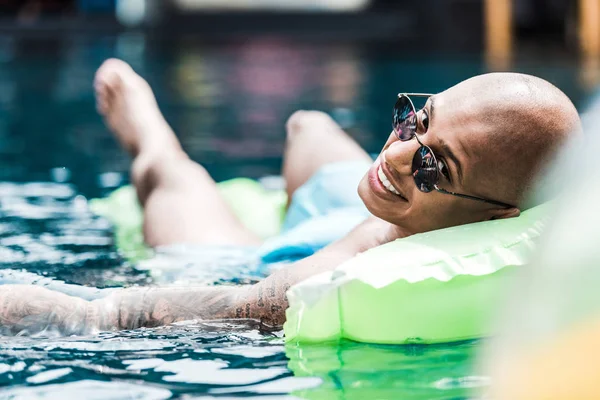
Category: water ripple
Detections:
[{"x1": 0, "y1": 182, "x2": 482, "y2": 399}]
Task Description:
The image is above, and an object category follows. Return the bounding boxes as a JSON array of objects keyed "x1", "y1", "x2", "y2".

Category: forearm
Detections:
[
  {"x1": 112, "y1": 226, "x2": 369, "y2": 329},
  {"x1": 0, "y1": 284, "x2": 246, "y2": 335},
  {"x1": 106, "y1": 285, "x2": 245, "y2": 330},
  {"x1": 112, "y1": 250, "x2": 352, "y2": 329},
  {"x1": 0, "y1": 254, "x2": 342, "y2": 335}
]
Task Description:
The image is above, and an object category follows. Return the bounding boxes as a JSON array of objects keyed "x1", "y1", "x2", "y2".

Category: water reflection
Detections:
[
  {"x1": 0, "y1": 320, "x2": 483, "y2": 399},
  {"x1": 287, "y1": 340, "x2": 482, "y2": 399}
]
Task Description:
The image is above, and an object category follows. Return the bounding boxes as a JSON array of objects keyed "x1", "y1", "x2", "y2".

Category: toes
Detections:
[
  {"x1": 94, "y1": 58, "x2": 132, "y2": 91},
  {"x1": 94, "y1": 59, "x2": 129, "y2": 115},
  {"x1": 96, "y1": 68, "x2": 124, "y2": 94},
  {"x1": 100, "y1": 58, "x2": 132, "y2": 70},
  {"x1": 96, "y1": 58, "x2": 133, "y2": 80}
]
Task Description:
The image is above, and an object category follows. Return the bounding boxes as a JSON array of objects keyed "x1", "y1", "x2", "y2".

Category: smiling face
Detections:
[{"x1": 358, "y1": 73, "x2": 581, "y2": 234}]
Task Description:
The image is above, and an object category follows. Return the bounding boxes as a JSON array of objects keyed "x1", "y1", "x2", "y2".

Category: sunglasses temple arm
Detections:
[
  {"x1": 402, "y1": 93, "x2": 435, "y2": 98},
  {"x1": 434, "y1": 186, "x2": 515, "y2": 209}
]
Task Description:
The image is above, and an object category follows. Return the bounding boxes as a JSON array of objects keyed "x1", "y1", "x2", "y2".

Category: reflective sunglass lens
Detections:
[
  {"x1": 412, "y1": 145, "x2": 438, "y2": 193},
  {"x1": 393, "y1": 96, "x2": 417, "y2": 141}
]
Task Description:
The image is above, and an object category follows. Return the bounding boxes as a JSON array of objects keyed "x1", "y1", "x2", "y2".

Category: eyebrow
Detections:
[
  {"x1": 439, "y1": 137, "x2": 464, "y2": 186},
  {"x1": 428, "y1": 96, "x2": 436, "y2": 126}
]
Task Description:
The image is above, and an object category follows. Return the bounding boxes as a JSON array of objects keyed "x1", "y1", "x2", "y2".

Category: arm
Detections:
[
  {"x1": 0, "y1": 284, "x2": 245, "y2": 336},
  {"x1": 0, "y1": 249, "x2": 351, "y2": 335},
  {"x1": 0, "y1": 217, "x2": 396, "y2": 334}
]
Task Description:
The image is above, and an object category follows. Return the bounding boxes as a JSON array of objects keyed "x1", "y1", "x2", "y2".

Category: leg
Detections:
[
  {"x1": 95, "y1": 59, "x2": 260, "y2": 247},
  {"x1": 282, "y1": 110, "x2": 372, "y2": 201}
]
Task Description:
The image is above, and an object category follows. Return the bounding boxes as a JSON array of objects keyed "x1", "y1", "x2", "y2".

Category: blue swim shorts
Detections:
[{"x1": 257, "y1": 160, "x2": 372, "y2": 263}]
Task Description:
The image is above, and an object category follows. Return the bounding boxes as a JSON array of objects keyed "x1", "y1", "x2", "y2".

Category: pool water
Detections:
[
  {"x1": 0, "y1": 181, "x2": 482, "y2": 399},
  {"x1": 0, "y1": 322, "x2": 481, "y2": 399},
  {"x1": 0, "y1": 34, "x2": 591, "y2": 398}
]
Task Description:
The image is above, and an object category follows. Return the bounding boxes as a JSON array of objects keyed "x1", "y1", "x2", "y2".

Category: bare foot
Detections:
[{"x1": 94, "y1": 59, "x2": 181, "y2": 157}]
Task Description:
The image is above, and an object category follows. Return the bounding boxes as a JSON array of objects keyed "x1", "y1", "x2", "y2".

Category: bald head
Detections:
[
  {"x1": 359, "y1": 72, "x2": 581, "y2": 234},
  {"x1": 436, "y1": 72, "x2": 581, "y2": 208}
]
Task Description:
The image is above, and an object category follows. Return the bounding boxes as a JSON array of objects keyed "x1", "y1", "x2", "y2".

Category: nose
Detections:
[{"x1": 382, "y1": 135, "x2": 420, "y2": 176}]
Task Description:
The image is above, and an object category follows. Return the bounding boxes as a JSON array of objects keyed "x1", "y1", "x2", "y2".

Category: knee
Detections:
[
  {"x1": 285, "y1": 110, "x2": 334, "y2": 140},
  {"x1": 130, "y1": 154, "x2": 164, "y2": 196}
]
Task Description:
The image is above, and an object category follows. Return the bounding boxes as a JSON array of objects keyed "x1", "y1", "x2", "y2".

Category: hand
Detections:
[{"x1": 0, "y1": 285, "x2": 90, "y2": 336}]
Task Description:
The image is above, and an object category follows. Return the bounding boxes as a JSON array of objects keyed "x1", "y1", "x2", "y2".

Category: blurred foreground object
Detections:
[
  {"x1": 579, "y1": 0, "x2": 600, "y2": 58},
  {"x1": 484, "y1": 0, "x2": 512, "y2": 70},
  {"x1": 172, "y1": 0, "x2": 370, "y2": 12},
  {"x1": 578, "y1": 0, "x2": 600, "y2": 87},
  {"x1": 483, "y1": 104, "x2": 600, "y2": 399},
  {"x1": 492, "y1": 320, "x2": 600, "y2": 399}
]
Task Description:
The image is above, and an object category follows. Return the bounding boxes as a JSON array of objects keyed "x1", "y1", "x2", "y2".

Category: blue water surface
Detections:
[{"x1": 0, "y1": 182, "x2": 482, "y2": 399}]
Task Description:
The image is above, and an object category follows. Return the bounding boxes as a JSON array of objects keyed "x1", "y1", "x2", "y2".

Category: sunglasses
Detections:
[{"x1": 393, "y1": 93, "x2": 515, "y2": 208}]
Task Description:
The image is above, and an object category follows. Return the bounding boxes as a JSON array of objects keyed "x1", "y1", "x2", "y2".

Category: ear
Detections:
[{"x1": 489, "y1": 207, "x2": 520, "y2": 220}]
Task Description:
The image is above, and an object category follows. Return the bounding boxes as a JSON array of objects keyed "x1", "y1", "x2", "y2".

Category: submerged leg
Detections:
[
  {"x1": 282, "y1": 110, "x2": 372, "y2": 202},
  {"x1": 95, "y1": 59, "x2": 260, "y2": 247}
]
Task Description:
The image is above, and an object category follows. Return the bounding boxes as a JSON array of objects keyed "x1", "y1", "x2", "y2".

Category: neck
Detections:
[
  {"x1": 354, "y1": 216, "x2": 413, "y2": 253},
  {"x1": 383, "y1": 221, "x2": 413, "y2": 243}
]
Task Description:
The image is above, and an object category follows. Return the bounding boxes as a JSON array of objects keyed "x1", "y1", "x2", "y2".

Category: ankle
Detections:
[{"x1": 134, "y1": 124, "x2": 182, "y2": 157}]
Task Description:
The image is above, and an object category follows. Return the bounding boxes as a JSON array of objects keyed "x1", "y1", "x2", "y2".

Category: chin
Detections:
[{"x1": 358, "y1": 178, "x2": 399, "y2": 224}]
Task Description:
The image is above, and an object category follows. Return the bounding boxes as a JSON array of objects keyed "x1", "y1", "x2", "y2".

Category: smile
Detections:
[{"x1": 377, "y1": 165, "x2": 406, "y2": 199}]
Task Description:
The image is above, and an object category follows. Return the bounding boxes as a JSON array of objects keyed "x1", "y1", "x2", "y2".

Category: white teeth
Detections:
[{"x1": 377, "y1": 166, "x2": 402, "y2": 196}]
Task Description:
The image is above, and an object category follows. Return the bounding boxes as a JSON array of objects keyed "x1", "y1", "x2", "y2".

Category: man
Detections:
[{"x1": 0, "y1": 59, "x2": 581, "y2": 335}]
